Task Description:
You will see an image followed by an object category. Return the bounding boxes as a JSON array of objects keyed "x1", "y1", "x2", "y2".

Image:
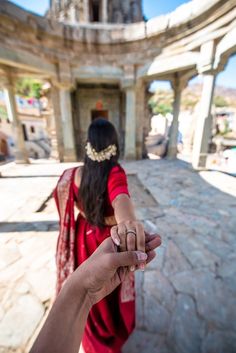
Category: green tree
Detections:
[
  {"x1": 15, "y1": 78, "x2": 42, "y2": 99},
  {"x1": 0, "y1": 105, "x2": 8, "y2": 120},
  {"x1": 182, "y1": 96, "x2": 198, "y2": 109},
  {"x1": 149, "y1": 94, "x2": 173, "y2": 115},
  {"x1": 213, "y1": 95, "x2": 228, "y2": 108},
  {"x1": 153, "y1": 102, "x2": 172, "y2": 115}
]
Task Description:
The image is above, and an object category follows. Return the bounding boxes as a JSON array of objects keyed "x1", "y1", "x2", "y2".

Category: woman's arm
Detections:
[
  {"x1": 112, "y1": 194, "x2": 146, "y2": 266},
  {"x1": 112, "y1": 194, "x2": 136, "y2": 223}
]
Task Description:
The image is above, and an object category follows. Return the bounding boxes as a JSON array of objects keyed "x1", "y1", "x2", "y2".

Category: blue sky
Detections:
[
  {"x1": 9, "y1": 0, "x2": 236, "y2": 89},
  {"x1": 10, "y1": 0, "x2": 191, "y2": 18}
]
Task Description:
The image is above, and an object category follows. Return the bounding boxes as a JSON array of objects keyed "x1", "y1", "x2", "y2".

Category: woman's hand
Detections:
[
  {"x1": 111, "y1": 220, "x2": 145, "y2": 254},
  {"x1": 110, "y1": 221, "x2": 160, "y2": 271},
  {"x1": 111, "y1": 196, "x2": 145, "y2": 256}
]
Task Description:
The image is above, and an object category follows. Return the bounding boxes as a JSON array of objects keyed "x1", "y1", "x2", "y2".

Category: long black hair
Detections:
[{"x1": 79, "y1": 118, "x2": 120, "y2": 228}]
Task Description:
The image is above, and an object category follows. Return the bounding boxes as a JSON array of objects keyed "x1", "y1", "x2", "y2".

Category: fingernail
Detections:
[
  {"x1": 140, "y1": 263, "x2": 145, "y2": 271},
  {"x1": 135, "y1": 251, "x2": 148, "y2": 261},
  {"x1": 114, "y1": 238, "x2": 120, "y2": 246},
  {"x1": 130, "y1": 265, "x2": 136, "y2": 272}
]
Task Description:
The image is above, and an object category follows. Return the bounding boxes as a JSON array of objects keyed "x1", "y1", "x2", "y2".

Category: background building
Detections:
[
  {"x1": 47, "y1": 0, "x2": 143, "y2": 23},
  {"x1": 0, "y1": 0, "x2": 235, "y2": 169}
]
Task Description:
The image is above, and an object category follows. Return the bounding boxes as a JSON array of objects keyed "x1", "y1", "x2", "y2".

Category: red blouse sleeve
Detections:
[{"x1": 107, "y1": 165, "x2": 130, "y2": 204}]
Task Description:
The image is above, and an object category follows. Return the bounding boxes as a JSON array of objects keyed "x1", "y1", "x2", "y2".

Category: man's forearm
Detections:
[{"x1": 30, "y1": 272, "x2": 91, "y2": 353}]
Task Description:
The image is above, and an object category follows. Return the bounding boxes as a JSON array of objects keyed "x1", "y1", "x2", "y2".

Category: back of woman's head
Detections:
[
  {"x1": 79, "y1": 118, "x2": 120, "y2": 227},
  {"x1": 87, "y1": 118, "x2": 120, "y2": 158}
]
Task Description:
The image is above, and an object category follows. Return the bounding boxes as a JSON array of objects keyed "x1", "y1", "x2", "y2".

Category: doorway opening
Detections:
[
  {"x1": 89, "y1": 0, "x2": 100, "y2": 22},
  {"x1": 91, "y1": 110, "x2": 108, "y2": 121},
  {"x1": 22, "y1": 124, "x2": 28, "y2": 141}
]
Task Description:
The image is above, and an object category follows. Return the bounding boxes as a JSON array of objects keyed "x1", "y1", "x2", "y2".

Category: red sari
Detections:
[{"x1": 54, "y1": 164, "x2": 135, "y2": 353}]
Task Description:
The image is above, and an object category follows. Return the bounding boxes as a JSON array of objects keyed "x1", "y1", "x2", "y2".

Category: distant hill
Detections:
[
  {"x1": 214, "y1": 85, "x2": 236, "y2": 108},
  {"x1": 187, "y1": 84, "x2": 236, "y2": 108},
  {"x1": 149, "y1": 84, "x2": 236, "y2": 114}
]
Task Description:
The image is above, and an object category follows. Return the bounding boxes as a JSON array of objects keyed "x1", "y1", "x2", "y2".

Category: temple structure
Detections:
[
  {"x1": 0, "y1": 0, "x2": 235, "y2": 168},
  {"x1": 47, "y1": 0, "x2": 143, "y2": 24}
]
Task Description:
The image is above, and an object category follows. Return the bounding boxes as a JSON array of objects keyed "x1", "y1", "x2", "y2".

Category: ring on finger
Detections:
[{"x1": 126, "y1": 230, "x2": 136, "y2": 236}]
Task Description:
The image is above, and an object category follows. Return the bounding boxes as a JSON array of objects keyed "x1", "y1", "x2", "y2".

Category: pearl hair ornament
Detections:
[{"x1": 85, "y1": 142, "x2": 117, "y2": 162}]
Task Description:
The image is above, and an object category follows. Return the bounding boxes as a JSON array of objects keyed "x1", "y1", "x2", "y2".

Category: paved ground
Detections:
[{"x1": 0, "y1": 159, "x2": 236, "y2": 353}]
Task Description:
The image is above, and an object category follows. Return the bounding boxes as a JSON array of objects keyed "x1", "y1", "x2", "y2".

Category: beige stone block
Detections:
[
  {"x1": 138, "y1": 52, "x2": 199, "y2": 79},
  {"x1": 0, "y1": 305, "x2": 4, "y2": 321},
  {"x1": 146, "y1": 15, "x2": 169, "y2": 37},
  {"x1": 123, "y1": 23, "x2": 145, "y2": 41},
  {"x1": 15, "y1": 281, "x2": 30, "y2": 295},
  {"x1": 191, "y1": 0, "x2": 219, "y2": 18},
  {"x1": 168, "y1": 3, "x2": 192, "y2": 28},
  {"x1": 0, "y1": 261, "x2": 25, "y2": 285},
  {"x1": 26, "y1": 268, "x2": 55, "y2": 302},
  {"x1": 110, "y1": 28, "x2": 125, "y2": 41},
  {"x1": 30, "y1": 251, "x2": 54, "y2": 271},
  {"x1": 0, "y1": 241, "x2": 21, "y2": 270},
  {"x1": 0, "y1": 294, "x2": 44, "y2": 348}
]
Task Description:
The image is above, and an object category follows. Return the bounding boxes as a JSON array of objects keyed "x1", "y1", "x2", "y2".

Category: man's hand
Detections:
[
  {"x1": 30, "y1": 234, "x2": 161, "y2": 353},
  {"x1": 71, "y1": 234, "x2": 161, "y2": 306}
]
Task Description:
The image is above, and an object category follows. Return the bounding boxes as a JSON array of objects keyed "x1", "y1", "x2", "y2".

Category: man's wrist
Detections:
[{"x1": 64, "y1": 268, "x2": 93, "y2": 313}]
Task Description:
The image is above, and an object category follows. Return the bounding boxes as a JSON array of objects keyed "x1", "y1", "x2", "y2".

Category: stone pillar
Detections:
[
  {"x1": 59, "y1": 86, "x2": 77, "y2": 162},
  {"x1": 44, "y1": 111, "x2": 59, "y2": 160},
  {"x1": 69, "y1": 4, "x2": 77, "y2": 23},
  {"x1": 135, "y1": 80, "x2": 146, "y2": 159},
  {"x1": 143, "y1": 85, "x2": 152, "y2": 158},
  {"x1": 83, "y1": 0, "x2": 89, "y2": 22},
  {"x1": 124, "y1": 86, "x2": 136, "y2": 159},
  {"x1": 167, "y1": 75, "x2": 186, "y2": 159},
  {"x1": 4, "y1": 75, "x2": 29, "y2": 164},
  {"x1": 49, "y1": 85, "x2": 64, "y2": 161},
  {"x1": 102, "y1": 0, "x2": 108, "y2": 22},
  {"x1": 192, "y1": 74, "x2": 216, "y2": 169}
]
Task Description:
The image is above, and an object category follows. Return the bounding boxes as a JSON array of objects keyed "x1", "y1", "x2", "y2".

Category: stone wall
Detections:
[
  {"x1": 74, "y1": 83, "x2": 123, "y2": 157},
  {"x1": 108, "y1": 0, "x2": 143, "y2": 23}
]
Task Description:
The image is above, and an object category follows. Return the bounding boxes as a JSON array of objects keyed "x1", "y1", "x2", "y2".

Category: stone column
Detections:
[
  {"x1": 124, "y1": 86, "x2": 136, "y2": 159},
  {"x1": 192, "y1": 74, "x2": 216, "y2": 169},
  {"x1": 49, "y1": 85, "x2": 64, "y2": 161},
  {"x1": 59, "y1": 86, "x2": 77, "y2": 162},
  {"x1": 83, "y1": 0, "x2": 89, "y2": 22},
  {"x1": 69, "y1": 4, "x2": 77, "y2": 23},
  {"x1": 3, "y1": 75, "x2": 29, "y2": 164},
  {"x1": 102, "y1": 0, "x2": 108, "y2": 22},
  {"x1": 143, "y1": 85, "x2": 152, "y2": 158},
  {"x1": 135, "y1": 80, "x2": 146, "y2": 159},
  {"x1": 167, "y1": 75, "x2": 186, "y2": 159}
]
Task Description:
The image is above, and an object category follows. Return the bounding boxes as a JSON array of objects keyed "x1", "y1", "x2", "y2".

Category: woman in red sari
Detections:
[{"x1": 54, "y1": 118, "x2": 146, "y2": 353}]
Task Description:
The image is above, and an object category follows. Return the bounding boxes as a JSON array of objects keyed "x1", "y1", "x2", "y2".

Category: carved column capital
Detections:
[
  {"x1": 197, "y1": 40, "x2": 217, "y2": 74},
  {"x1": 0, "y1": 66, "x2": 16, "y2": 90},
  {"x1": 54, "y1": 60, "x2": 75, "y2": 90},
  {"x1": 170, "y1": 73, "x2": 188, "y2": 92},
  {"x1": 121, "y1": 65, "x2": 136, "y2": 89},
  {"x1": 52, "y1": 79, "x2": 76, "y2": 91}
]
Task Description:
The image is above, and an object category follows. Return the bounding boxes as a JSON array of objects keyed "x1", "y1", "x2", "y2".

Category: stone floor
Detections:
[{"x1": 0, "y1": 159, "x2": 236, "y2": 353}]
